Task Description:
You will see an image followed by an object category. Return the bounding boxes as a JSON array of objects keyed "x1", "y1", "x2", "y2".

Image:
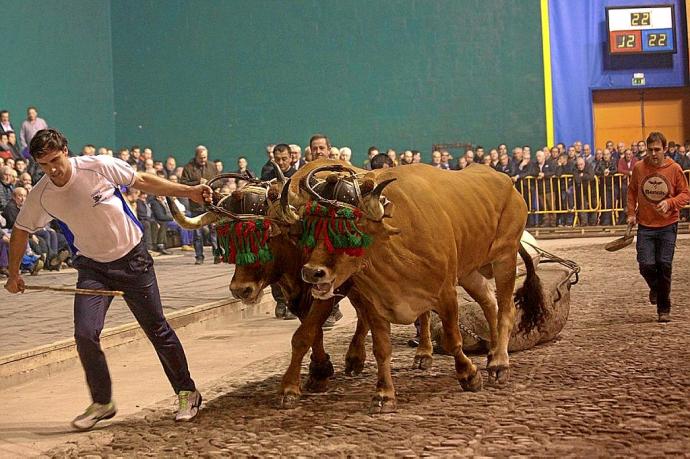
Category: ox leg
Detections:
[
  {"x1": 305, "y1": 324, "x2": 334, "y2": 393},
  {"x1": 364, "y1": 308, "x2": 397, "y2": 414},
  {"x1": 488, "y1": 255, "x2": 518, "y2": 385},
  {"x1": 412, "y1": 311, "x2": 433, "y2": 370},
  {"x1": 459, "y1": 270, "x2": 499, "y2": 355},
  {"x1": 344, "y1": 306, "x2": 369, "y2": 376},
  {"x1": 280, "y1": 300, "x2": 333, "y2": 408},
  {"x1": 437, "y1": 290, "x2": 482, "y2": 392}
]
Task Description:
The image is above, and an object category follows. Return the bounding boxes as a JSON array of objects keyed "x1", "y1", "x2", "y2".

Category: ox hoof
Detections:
[
  {"x1": 487, "y1": 365, "x2": 510, "y2": 386},
  {"x1": 345, "y1": 356, "x2": 365, "y2": 376},
  {"x1": 412, "y1": 354, "x2": 433, "y2": 370},
  {"x1": 459, "y1": 370, "x2": 483, "y2": 392},
  {"x1": 280, "y1": 393, "x2": 300, "y2": 409},
  {"x1": 369, "y1": 395, "x2": 397, "y2": 415},
  {"x1": 305, "y1": 376, "x2": 330, "y2": 393}
]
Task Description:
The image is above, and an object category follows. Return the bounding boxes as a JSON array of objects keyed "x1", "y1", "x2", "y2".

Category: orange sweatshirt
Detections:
[{"x1": 627, "y1": 157, "x2": 690, "y2": 227}]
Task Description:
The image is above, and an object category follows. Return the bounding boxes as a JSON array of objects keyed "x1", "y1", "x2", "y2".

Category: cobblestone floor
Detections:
[{"x1": 46, "y1": 241, "x2": 690, "y2": 457}]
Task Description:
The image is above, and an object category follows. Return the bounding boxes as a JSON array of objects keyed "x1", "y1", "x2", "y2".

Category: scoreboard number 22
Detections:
[{"x1": 630, "y1": 12, "x2": 651, "y2": 26}]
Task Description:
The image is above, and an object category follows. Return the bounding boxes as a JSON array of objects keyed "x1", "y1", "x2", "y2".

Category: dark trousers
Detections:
[
  {"x1": 637, "y1": 223, "x2": 678, "y2": 314},
  {"x1": 72, "y1": 240, "x2": 195, "y2": 404}
]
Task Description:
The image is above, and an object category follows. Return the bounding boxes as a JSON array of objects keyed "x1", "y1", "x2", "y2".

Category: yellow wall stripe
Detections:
[{"x1": 540, "y1": 0, "x2": 555, "y2": 147}]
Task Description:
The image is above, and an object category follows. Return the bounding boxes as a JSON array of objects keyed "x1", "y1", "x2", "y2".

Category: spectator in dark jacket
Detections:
[
  {"x1": 556, "y1": 154, "x2": 575, "y2": 226},
  {"x1": 181, "y1": 145, "x2": 218, "y2": 264},
  {"x1": 150, "y1": 195, "x2": 173, "y2": 254},
  {"x1": 595, "y1": 149, "x2": 618, "y2": 225},
  {"x1": 573, "y1": 157, "x2": 596, "y2": 226}
]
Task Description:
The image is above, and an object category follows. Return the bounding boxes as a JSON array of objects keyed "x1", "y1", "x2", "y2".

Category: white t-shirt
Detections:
[{"x1": 15, "y1": 156, "x2": 143, "y2": 262}]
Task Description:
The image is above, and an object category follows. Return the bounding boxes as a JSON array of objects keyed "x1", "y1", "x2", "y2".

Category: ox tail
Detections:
[{"x1": 514, "y1": 243, "x2": 546, "y2": 333}]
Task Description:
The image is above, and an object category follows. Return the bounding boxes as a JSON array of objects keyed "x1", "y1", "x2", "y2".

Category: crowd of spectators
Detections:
[{"x1": 2, "y1": 104, "x2": 689, "y2": 279}]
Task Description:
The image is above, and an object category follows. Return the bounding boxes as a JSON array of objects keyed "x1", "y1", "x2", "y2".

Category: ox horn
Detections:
[
  {"x1": 166, "y1": 197, "x2": 220, "y2": 230},
  {"x1": 276, "y1": 178, "x2": 300, "y2": 224},
  {"x1": 360, "y1": 178, "x2": 396, "y2": 221},
  {"x1": 271, "y1": 161, "x2": 286, "y2": 184}
]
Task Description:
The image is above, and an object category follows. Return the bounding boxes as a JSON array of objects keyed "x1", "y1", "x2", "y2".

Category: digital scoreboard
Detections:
[{"x1": 606, "y1": 5, "x2": 676, "y2": 54}]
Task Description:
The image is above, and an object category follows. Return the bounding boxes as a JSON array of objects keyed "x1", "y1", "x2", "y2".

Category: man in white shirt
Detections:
[{"x1": 4, "y1": 129, "x2": 211, "y2": 430}]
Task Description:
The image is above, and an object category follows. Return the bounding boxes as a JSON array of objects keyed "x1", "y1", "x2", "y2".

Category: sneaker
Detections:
[
  {"x1": 658, "y1": 312, "x2": 671, "y2": 323},
  {"x1": 156, "y1": 245, "x2": 172, "y2": 255},
  {"x1": 175, "y1": 390, "x2": 202, "y2": 422},
  {"x1": 649, "y1": 290, "x2": 657, "y2": 305},
  {"x1": 180, "y1": 245, "x2": 194, "y2": 252},
  {"x1": 71, "y1": 401, "x2": 117, "y2": 431},
  {"x1": 322, "y1": 306, "x2": 343, "y2": 329},
  {"x1": 30, "y1": 258, "x2": 44, "y2": 276},
  {"x1": 274, "y1": 302, "x2": 286, "y2": 319},
  {"x1": 194, "y1": 257, "x2": 204, "y2": 265},
  {"x1": 213, "y1": 255, "x2": 223, "y2": 264},
  {"x1": 283, "y1": 309, "x2": 298, "y2": 320},
  {"x1": 407, "y1": 338, "x2": 420, "y2": 348}
]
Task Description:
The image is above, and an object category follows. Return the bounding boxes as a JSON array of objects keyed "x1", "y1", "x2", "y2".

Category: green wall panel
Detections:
[
  {"x1": 111, "y1": 0, "x2": 546, "y2": 168},
  {"x1": 1, "y1": 0, "x2": 115, "y2": 152}
]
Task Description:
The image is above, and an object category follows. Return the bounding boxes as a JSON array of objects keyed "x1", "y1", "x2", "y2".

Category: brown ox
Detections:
[
  {"x1": 167, "y1": 173, "x2": 433, "y2": 406},
  {"x1": 280, "y1": 161, "x2": 544, "y2": 412}
]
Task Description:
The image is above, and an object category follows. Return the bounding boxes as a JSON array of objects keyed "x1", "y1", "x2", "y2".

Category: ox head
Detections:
[
  {"x1": 281, "y1": 163, "x2": 398, "y2": 299},
  {"x1": 168, "y1": 165, "x2": 300, "y2": 304}
]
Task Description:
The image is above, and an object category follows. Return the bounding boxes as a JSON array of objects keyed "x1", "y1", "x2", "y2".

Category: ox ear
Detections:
[{"x1": 359, "y1": 178, "x2": 396, "y2": 221}]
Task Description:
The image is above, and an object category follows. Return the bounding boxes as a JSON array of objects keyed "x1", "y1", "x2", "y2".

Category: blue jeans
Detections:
[
  {"x1": 636, "y1": 223, "x2": 678, "y2": 314},
  {"x1": 190, "y1": 210, "x2": 217, "y2": 260},
  {"x1": 72, "y1": 240, "x2": 195, "y2": 403}
]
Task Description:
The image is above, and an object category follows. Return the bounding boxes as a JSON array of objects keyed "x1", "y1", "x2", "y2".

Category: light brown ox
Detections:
[
  {"x1": 278, "y1": 161, "x2": 545, "y2": 412},
  {"x1": 167, "y1": 174, "x2": 434, "y2": 406}
]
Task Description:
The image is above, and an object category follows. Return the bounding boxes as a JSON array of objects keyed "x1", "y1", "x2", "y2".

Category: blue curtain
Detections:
[{"x1": 548, "y1": 0, "x2": 688, "y2": 146}]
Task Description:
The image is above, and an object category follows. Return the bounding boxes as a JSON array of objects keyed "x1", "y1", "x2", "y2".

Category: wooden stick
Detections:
[{"x1": 24, "y1": 285, "x2": 125, "y2": 296}]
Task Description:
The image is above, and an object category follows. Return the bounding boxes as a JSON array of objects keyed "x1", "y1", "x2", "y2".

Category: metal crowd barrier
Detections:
[{"x1": 515, "y1": 171, "x2": 690, "y2": 227}]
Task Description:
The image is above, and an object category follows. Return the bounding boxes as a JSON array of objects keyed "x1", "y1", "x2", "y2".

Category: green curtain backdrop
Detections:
[
  {"x1": 3, "y1": 1, "x2": 545, "y2": 167},
  {"x1": 1, "y1": 0, "x2": 115, "y2": 151}
]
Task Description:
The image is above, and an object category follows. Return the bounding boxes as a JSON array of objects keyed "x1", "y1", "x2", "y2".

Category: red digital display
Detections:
[{"x1": 609, "y1": 30, "x2": 642, "y2": 53}]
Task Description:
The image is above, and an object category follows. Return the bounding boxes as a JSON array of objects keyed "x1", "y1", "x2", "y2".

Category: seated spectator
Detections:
[
  {"x1": 496, "y1": 153, "x2": 514, "y2": 175},
  {"x1": 339, "y1": 147, "x2": 352, "y2": 165},
  {"x1": 363, "y1": 146, "x2": 379, "y2": 170},
  {"x1": 235, "y1": 156, "x2": 254, "y2": 181},
  {"x1": 14, "y1": 158, "x2": 28, "y2": 176},
  {"x1": 0, "y1": 226, "x2": 9, "y2": 277},
  {"x1": 412, "y1": 150, "x2": 421, "y2": 163},
  {"x1": 399, "y1": 150, "x2": 413, "y2": 165},
  {"x1": 455, "y1": 156, "x2": 468, "y2": 170},
  {"x1": 289, "y1": 145, "x2": 306, "y2": 171},
  {"x1": 163, "y1": 189, "x2": 194, "y2": 251},
  {"x1": 135, "y1": 191, "x2": 169, "y2": 255},
  {"x1": 164, "y1": 155, "x2": 177, "y2": 178},
  {"x1": 329, "y1": 146, "x2": 340, "y2": 160},
  {"x1": 214, "y1": 159, "x2": 224, "y2": 175},
  {"x1": 386, "y1": 149, "x2": 398, "y2": 166},
  {"x1": 118, "y1": 148, "x2": 130, "y2": 163},
  {"x1": 430, "y1": 150, "x2": 442, "y2": 168},
  {"x1": 97, "y1": 147, "x2": 108, "y2": 156},
  {"x1": 370, "y1": 153, "x2": 394, "y2": 169},
  {"x1": 439, "y1": 150, "x2": 451, "y2": 170},
  {"x1": 81, "y1": 144, "x2": 96, "y2": 156},
  {"x1": 1, "y1": 166, "x2": 14, "y2": 210},
  {"x1": 475, "y1": 146, "x2": 485, "y2": 164},
  {"x1": 149, "y1": 195, "x2": 174, "y2": 255},
  {"x1": 0, "y1": 133, "x2": 11, "y2": 159},
  {"x1": 0, "y1": 110, "x2": 14, "y2": 135},
  {"x1": 261, "y1": 144, "x2": 295, "y2": 181},
  {"x1": 5, "y1": 131, "x2": 21, "y2": 160},
  {"x1": 488, "y1": 149, "x2": 499, "y2": 168},
  {"x1": 464, "y1": 150, "x2": 475, "y2": 165}
]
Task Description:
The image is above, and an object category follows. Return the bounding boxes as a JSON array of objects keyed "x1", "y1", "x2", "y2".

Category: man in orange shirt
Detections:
[{"x1": 627, "y1": 132, "x2": 690, "y2": 322}]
